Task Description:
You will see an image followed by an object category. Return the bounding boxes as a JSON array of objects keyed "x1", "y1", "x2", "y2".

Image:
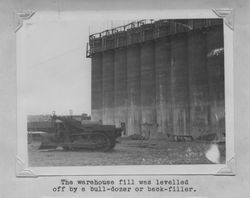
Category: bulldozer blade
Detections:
[{"x1": 39, "y1": 143, "x2": 57, "y2": 150}]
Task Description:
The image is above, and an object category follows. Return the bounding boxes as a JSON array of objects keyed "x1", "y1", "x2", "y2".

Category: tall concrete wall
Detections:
[
  {"x1": 127, "y1": 44, "x2": 141, "y2": 135},
  {"x1": 91, "y1": 53, "x2": 103, "y2": 122},
  {"x1": 102, "y1": 50, "x2": 115, "y2": 125},
  {"x1": 188, "y1": 30, "x2": 210, "y2": 138},
  {"x1": 140, "y1": 41, "x2": 156, "y2": 126},
  {"x1": 155, "y1": 37, "x2": 172, "y2": 134},
  {"x1": 89, "y1": 19, "x2": 225, "y2": 139},
  {"x1": 171, "y1": 33, "x2": 190, "y2": 135},
  {"x1": 114, "y1": 48, "x2": 127, "y2": 128}
]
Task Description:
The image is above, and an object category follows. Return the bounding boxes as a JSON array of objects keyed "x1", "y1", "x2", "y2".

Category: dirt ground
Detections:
[{"x1": 28, "y1": 138, "x2": 225, "y2": 167}]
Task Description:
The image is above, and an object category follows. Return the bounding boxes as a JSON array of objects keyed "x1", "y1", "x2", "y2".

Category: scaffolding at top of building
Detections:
[{"x1": 86, "y1": 18, "x2": 223, "y2": 58}]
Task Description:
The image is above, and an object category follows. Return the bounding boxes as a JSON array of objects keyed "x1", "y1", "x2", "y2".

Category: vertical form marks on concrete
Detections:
[
  {"x1": 206, "y1": 24, "x2": 225, "y2": 137},
  {"x1": 114, "y1": 48, "x2": 127, "y2": 128},
  {"x1": 188, "y1": 29, "x2": 210, "y2": 137},
  {"x1": 91, "y1": 53, "x2": 103, "y2": 122},
  {"x1": 171, "y1": 33, "x2": 190, "y2": 135},
  {"x1": 102, "y1": 50, "x2": 115, "y2": 125},
  {"x1": 89, "y1": 20, "x2": 225, "y2": 138},
  {"x1": 127, "y1": 44, "x2": 141, "y2": 135},
  {"x1": 140, "y1": 40, "x2": 157, "y2": 137},
  {"x1": 155, "y1": 37, "x2": 172, "y2": 134},
  {"x1": 140, "y1": 40, "x2": 156, "y2": 125}
]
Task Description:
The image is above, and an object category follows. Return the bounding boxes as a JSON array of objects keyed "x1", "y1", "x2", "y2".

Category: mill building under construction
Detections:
[{"x1": 86, "y1": 18, "x2": 225, "y2": 140}]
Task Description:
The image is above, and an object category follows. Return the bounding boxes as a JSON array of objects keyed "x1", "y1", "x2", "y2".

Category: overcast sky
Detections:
[
  {"x1": 21, "y1": 12, "x2": 138, "y2": 116},
  {"x1": 19, "y1": 10, "x2": 215, "y2": 116},
  {"x1": 24, "y1": 19, "x2": 91, "y2": 115}
]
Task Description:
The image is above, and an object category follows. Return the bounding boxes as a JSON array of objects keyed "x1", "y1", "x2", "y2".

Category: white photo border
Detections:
[{"x1": 16, "y1": 9, "x2": 235, "y2": 177}]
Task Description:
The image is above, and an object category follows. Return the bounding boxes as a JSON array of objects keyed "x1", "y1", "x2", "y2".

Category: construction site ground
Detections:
[{"x1": 28, "y1": 138, "x2": 225, "y2": 167}]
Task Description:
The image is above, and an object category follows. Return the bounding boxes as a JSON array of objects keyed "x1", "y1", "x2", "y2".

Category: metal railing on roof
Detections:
[{"x1": 86, "y1": 19, "x2": 222, "y2": 58}]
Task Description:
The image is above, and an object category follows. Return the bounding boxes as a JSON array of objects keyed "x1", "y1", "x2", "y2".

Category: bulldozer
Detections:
[{"x1": 28, "y1": 114, "x2": 122, "y2": 151}]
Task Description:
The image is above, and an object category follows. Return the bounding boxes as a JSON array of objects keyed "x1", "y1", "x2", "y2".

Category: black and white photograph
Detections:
[
  {"x1": 16, "y1": 10, "x2": 234, "y2": 175},
  {"x1": 2, "y1": 0, "x2": 250, "y2": 197}
]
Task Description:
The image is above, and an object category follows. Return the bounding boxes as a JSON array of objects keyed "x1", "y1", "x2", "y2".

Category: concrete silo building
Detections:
[{"x1": 86, "y1": 19, "x2": 225, "y2": 140}]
